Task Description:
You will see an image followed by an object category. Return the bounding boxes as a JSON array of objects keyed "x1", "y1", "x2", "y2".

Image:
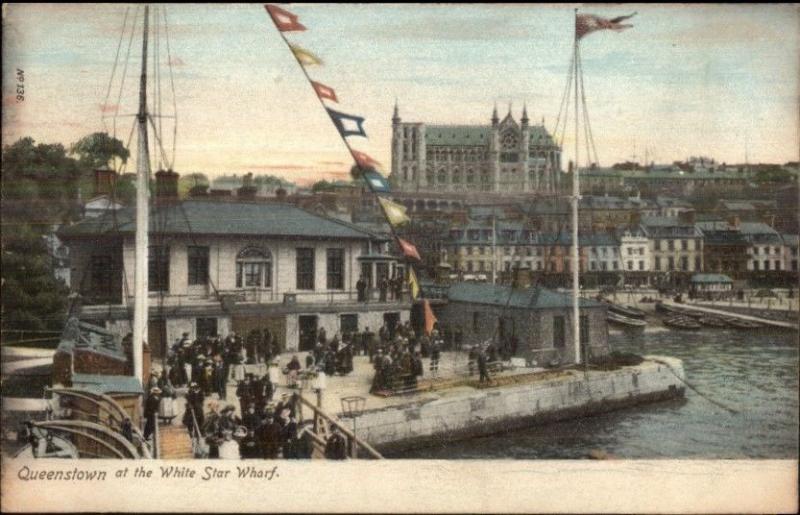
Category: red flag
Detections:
[
  {"x1": 311, "y1": 81, "x2": 338, "y2": 103},
  {"x1": 398, "y1": 238, "x2": 421, "y2": 261},
  {"x1": 351, "y1": 150, "x2": 382, "y2": 170},
  {"x1": 423, "y1": 300, "x2": 437, "y2": 336},
  {"x1": 576, "y1": 12, "x2": 636, "y2": 40},
  {"x1": 265, "y1": 4, "x2": 306, "y2": 32}
]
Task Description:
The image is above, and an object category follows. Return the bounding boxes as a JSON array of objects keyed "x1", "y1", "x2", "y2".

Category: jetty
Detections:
[{"x1": 662, "y1": 301, "x2": 798, "y2": 331}]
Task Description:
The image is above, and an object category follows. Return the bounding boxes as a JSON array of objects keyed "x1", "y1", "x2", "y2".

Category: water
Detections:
[{"x1": 393, "y1": 328, "x2": 799, "y2": 459}]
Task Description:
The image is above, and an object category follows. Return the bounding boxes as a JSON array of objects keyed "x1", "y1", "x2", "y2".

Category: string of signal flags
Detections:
[{"x1": 264, "y1": 3, "x2": 432, "y2": 327}]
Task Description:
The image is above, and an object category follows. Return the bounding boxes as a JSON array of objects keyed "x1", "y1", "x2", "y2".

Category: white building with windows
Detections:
[
  {"x1": 740, "y1": 222, "x2": 785, "y2": 272},
  {"x1": 619, "y1": 229, "x2": 651, "y2": 273},
  {"x1": 59, "y1": 199, "x2": 409, "y2": 356}
]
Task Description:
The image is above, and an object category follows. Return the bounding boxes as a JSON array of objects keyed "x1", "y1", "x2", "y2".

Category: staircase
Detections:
[{"x1": 158, "y1": 424, "x2": 194, "y2": 459}]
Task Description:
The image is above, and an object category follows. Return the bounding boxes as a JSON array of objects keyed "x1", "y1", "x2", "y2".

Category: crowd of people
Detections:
[{"x1": 355, "y1": 274, "x2": 405, "y2": 303}]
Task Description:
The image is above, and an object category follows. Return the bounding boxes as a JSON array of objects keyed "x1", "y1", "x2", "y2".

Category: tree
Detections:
[
  {"x1": 311, "y1": 180, "x2": 334, "y2": 192},
  {"x1": 1, "y1": 136, "x2": 91, "y2": 344},
  {"x1": 178, "y1": 173, "x2": 209, "y2": 198},
  {"x1": 70, "y1": 132, "x2": 130, "y2": 170}
]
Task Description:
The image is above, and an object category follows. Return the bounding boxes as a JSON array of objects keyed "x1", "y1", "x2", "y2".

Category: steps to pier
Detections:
[{"x1": 159, "y1": 425, "x2": 193, "y2": 459}]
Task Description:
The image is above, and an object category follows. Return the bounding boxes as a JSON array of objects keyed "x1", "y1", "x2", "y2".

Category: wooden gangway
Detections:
[
  {"x1": 664, "y1": 301, "x2": 799, "y2": 330},
  {"x1": 297, "y1": 394, "x2": 383, "y2": 459}
]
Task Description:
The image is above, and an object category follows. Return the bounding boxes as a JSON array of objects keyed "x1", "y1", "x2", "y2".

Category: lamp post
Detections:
[
  {"x1": 311, "y1": 370, "x2": 326, "y2": 433},
  {"x1": 340, "y1": 395, "x2": 365, "y2": 459}
]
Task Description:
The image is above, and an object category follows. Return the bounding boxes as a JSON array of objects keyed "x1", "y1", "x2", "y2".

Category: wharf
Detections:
[
  {"x1": 662, "y1": 301, "x2": 799, "y2": 330},
  {"x1": 166, "y1": 350, "x2": 686, "y2": 455}
]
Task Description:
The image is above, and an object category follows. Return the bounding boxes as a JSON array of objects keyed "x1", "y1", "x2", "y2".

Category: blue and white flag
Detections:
[
  {"x1": 362, "y1": 169, "x2": 391, "y2": 192},
  {"x1": 326, "y1": 108, "x2": 367, "y2": 138}
]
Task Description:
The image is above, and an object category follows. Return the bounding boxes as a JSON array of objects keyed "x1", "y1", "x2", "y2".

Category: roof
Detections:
[
  {"x1": 56, "y1": 319, "x2": 126, "y2": 361},
  {"x1": 71, "y1": 373, "x2": 143, "y2": 395},
  {"x1": 691, "y1": 273, "x2": 733, "y2": 284},
  {"x1": 640, "y1": 216, "x2": 702, "y2": 238},
  {"x1": 782, "y1": 233, "x2": 799, "y2": 246},
  {"x1": 423, "y1": 124, "x2": 555, "y2": 147},
  {"x1": 59, "y1": 200, "x2": 380, "y2": 241},
  {"x1": 446, "y1": 282, "x2": 604, "y2": 310}
]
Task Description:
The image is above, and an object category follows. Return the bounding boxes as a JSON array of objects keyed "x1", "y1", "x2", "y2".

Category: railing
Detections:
[
  {"x1": 152, "y1": 416, "x2": 160, "y2": 459},
  {"x1": 296, "y1": 394, "x2": 383, "y2": 460},
  {"x1": 187, "y1": 405, "x2": 207, "y2": 458}
]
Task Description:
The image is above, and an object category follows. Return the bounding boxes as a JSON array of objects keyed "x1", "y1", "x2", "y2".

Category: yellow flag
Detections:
[
  {"x1": 408, "y1": 268, "x2": 420, "y2": 299},
  {"x1": 290, "y1": 44, "x2": 323, "y2": 66},
  {"x1": 378, "y1": 196, "x2": 410, "y2": 226}
]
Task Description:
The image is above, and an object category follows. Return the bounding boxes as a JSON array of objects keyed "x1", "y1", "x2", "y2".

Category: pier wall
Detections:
[{"x1": 353, "y1": 357, "x2": 685, "y2": 453}]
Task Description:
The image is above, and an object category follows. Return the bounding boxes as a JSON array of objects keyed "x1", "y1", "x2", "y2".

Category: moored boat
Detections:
[
  {"x1": 663, "y1": 315, "x2": 701, "y2": 331},
  {"x1": 608, "y1": 312, "x2": 647, "y2": 328},
  {"x1": 608, "y1": 304, "x2": 647, "y2": 319},
  {"x1": 722, "y1": 317, "x2": 762, "y2": 329},
  {"x1": 698, "y1": 316, "x2": 727, "y2": 328}
]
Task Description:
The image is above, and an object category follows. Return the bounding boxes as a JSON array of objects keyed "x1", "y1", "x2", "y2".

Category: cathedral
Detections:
[{"x1": 390, "y1": 105, "x2": 562, "y2": 194}]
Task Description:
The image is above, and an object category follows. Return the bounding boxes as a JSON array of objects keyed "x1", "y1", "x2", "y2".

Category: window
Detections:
[
  {"x1": 639, "y1": 260, "x2": 645, "y2": 271},
  {"x1": 681, "y1": 256, "x2": 688, "y2": 271},
  {"x1": 149, "y1": 246, "x2": 169, "y2": 293},
  {"x1": 472, "y1": 312, "x2": 480, "y2": 332},
  {"x1": 612, "y1": 261, "x2": 618, "y2": 270},
  {"x1": 296, "y1": 248, "x2": 315, "y2": 290},
  {"x1": 196, "y1": 318, "x2": 218, "y2": 339},
  {"x1": 655, "y1": 257, "x2": 662, "y2": 270},
  {"x1": 668, "y1": 240, "x2": 675, "y2": 252},
  {"x1": 187, "y1": 246, "x2": 209, "y2": 286},
  {"x1": 236, "y1": 247, "x2": 272, "y2": 288},
  {"x1": 360, "y1": 262, "x2": 372, "y2": 288},
  {"x1": 627, "y1": 260, "x2": 633, "y2": 270},
  {"x1": 580, "y1": 315, "x2": 589, "y2": 346},
  {"x1": 764, "y1": 260, "x2": 770, "y2": 271},
  {"x1": 89, "y1": 254, "x2": 115, "y2": 300},
  {"x1": 326, "y1": 248, "x2": 344, "y2": 289},
  {"x1": 668, "y1": 257, "x2": 675, "y2": 270},
  {"x1": 774, "y1": 260, "x2": 781, "y2": 271},
  {"x1": 695, "y1": 256, "x2": 701, "y2": 271},
  {"x1": 340, "y1": 314, "x2": 358, "y2": 335},
  {"x1": 553, "y1": 316, "x2": 566, "y2": 348},
  {"x1": 753, "y1": 260, "x2": 760, "y2": 271},
  {"x1": 681, "y1": 240, "x2": 687, "y2": 251}
]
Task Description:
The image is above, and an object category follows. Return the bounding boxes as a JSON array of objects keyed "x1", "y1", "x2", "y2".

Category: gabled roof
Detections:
[
  {"x1": 447, "y1": 282, "x2": 604, "y2": 309},
  {"x1": 59, "y1": 200, "x2": 381, "y2": 241},
  {"x1": 691, "y1": 273, "x2": 733, "y2": 284}
]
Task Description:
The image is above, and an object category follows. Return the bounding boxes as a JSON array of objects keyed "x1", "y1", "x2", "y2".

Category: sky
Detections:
[{"x1": 2, "y1": 3, "x2": 798, "y2": 185}]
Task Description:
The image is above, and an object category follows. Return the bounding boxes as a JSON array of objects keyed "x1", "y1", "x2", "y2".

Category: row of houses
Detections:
[{"x1": 441, "y1": 212, "x2": 798, "y2": 288}]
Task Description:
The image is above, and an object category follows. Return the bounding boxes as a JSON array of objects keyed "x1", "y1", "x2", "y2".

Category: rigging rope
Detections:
[
  {"x1": 101, "y1": 7, "x2": 130, "y2": 136},
  {"x1": 577, "y1": 48, "x2": 600, "y2": 166},
  {"x1": 113, "y1": 5, "x2": 140, "y2": 148},
  {"x1": 163, "y1": 7, "x2": 179, "y2": 170},
  {"x1": 651, "y1": 358, "x2": 740, "y2": 414}
]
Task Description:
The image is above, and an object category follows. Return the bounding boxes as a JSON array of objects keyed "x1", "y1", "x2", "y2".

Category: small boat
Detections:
[
  {"x1": 721, "y1": 317, "x2": 762, "y2": 329},
  {"x1": 698, "y1": 316, "x2": 727, "y2": 328},
  {"x1": 655, "y1": 302, "x2": 684, "y2": 316},
  {"x1": 608, "y1": 312, "x2": 647, "y2": 329},
  {"x1": 608, "y1": 304, "x2": 647, "y2": 319},
  {"x1": 663, "y1": 316, "x2": 701, "y2": 331}
]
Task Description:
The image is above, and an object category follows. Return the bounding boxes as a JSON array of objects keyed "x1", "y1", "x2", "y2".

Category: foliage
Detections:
[
  {"x1": 753, "y1": 167, "x2": 794, "y2": 184},
  {"x1": 70, "y1": 132, "x2": 130, "y2": 170},
  {"x1": 178, "y1": 172, "x2": 209, "y2": 198},
  {"x1": 311, "y1": 180, "x2": 335, "y2": 192}
]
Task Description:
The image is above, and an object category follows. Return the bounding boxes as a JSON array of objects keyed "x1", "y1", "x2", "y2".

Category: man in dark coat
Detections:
[
  {"x1": 478, "y1": 349, "x2": 490, "y2": 384},
  {"x1": 143, "y1": 387, "x2": 161, "y2": 441},
  {"x1": 184, "y1": 382, "x2": 205, "y2": 436},
  {"x1": 325, "y1": 426, "x2": 348, "y2": 460},
  {"x1": 379, "y1": 277, "x2": 388, "y2": 302},
  {"x1": 258, "y1": 413, "x2": 283, "y2": 459},
  {"x1": 240, "y1": 429, "x2": 260, "y2": 459},
  {"x1": 356, "y1": 276, "x2": 367, "y2": 302},
  {"x1": 242, "y1": 404, "x2": 261, "y2": 432}
]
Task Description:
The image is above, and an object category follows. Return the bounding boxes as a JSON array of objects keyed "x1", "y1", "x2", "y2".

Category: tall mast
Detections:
[
  {"x1": 572, "y1": 9, "x2": 582, "y2": 365},
  {"x1": 492, "y1": 213, "x2": 497, "y2": 284},
  {"x1": 132, "y1": 5, "x2": 151, "y2": 383}
]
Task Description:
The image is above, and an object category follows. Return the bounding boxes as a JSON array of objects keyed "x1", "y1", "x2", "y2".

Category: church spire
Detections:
[
  {"x1": 521, "y1": 103, "x2": 529, "y2": 126},
  {"x1": 392, "y1": 98, "x2": 400, "y2": 126},
  {"x1": 491, "y1": 102, "x2": 499, "y2": 127}
]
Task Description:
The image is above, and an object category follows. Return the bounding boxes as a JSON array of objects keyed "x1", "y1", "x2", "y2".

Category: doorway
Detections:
[
  {"x1": 299, "y1": 315, "x2": 318, "y2": 352},
  {"x1": 383, "y1": 312, "x2": 400, "y2": 338}
]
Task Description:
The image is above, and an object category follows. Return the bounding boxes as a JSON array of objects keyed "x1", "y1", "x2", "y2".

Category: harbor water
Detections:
[{"x1": 393, "y1": 327, "x2": 799, "y2": 459}]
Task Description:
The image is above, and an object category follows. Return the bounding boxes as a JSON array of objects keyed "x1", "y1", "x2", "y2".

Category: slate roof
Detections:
[
  {"x1": 59, "y1": 200, "x2": 380, "y2": 241},
  {"x1": 71, "y1": 373, "x2": 143, "y2": 395},
  {"x1": 424, "y1": 124, "x2": 555, "y2": 147},
  {"x1": 447, "y1": 282, "x2": 604, "y2": 309},
  {"x1": 691, "y1": 273, "x2": 733, "y2": 284}
]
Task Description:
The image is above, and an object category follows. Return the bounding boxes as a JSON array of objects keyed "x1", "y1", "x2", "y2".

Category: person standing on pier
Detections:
[
  {"x1": 325, "y1": 426, "x2": 348, "y2": 460},
  {"x1": 430, "y1": 338, "x2": 441, "y2": 378},
  {"x1": 143, "y1": 387, "x2": 161, "y2": 441},
  {"x1": 478, "y1": 349, "x2": 490, "y2": 384},
  {"x1": 357, "y1": 275, "x2": 367, "y2": 302},
  {"x1": 379, "y1": 276, "x2": 388, "y2": 302},
  {"x1": 184, "y1": 382, "x2": 205, "y2": 436},
  {"x1": 468, "y1": 345, "x2": 478, "y2": 376}
]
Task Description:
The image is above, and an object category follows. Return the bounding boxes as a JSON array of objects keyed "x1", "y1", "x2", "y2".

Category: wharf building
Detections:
[
  {"x1": 58, "y1": 171, "x2": 410, "y2": 358},
  {"x1": 390, "y1": 105, "x2": 562, "y2": 194}
]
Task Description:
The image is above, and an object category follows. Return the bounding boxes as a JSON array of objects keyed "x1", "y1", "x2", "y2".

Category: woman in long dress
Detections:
[{"x1": 157, "y1": 369, "x2": 176, "y2": 420}]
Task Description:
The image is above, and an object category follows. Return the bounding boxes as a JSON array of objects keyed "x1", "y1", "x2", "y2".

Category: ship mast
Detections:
[
  {"x1": 132, "y1": 5, "x2": 151, "y2": 383},
  {"x1": 571, "y1": 8, "x2": 582, "y2": 366}
]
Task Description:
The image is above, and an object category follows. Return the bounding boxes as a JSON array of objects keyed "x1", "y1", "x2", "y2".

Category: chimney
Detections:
[
  {"x1": 154, "y1": 169, "x2": 180, "y2": 201},
  {"x1": 727, "y1": 215, "x2": 740, "y2": 229},
  {"x1": 94, "y1": 167, "x2": 118, "y2": 197},
  {"x1": 678, "y1": 209, "x2": 696, "y2": 225},
  {"x1": 237, "y1": 172, "x2": 257, "y2": 199}
]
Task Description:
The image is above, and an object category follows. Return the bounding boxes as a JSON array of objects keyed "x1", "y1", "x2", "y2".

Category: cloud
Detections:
[
  {"x1": 98, "y1": 103, "x2": 118, "y2": 113},
  {"x1": 243, "y1": 164, "x2": 307, "y2": 171},
  {"x1": 317, "y1": 160, "x2": 346, "y2": 166}
]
